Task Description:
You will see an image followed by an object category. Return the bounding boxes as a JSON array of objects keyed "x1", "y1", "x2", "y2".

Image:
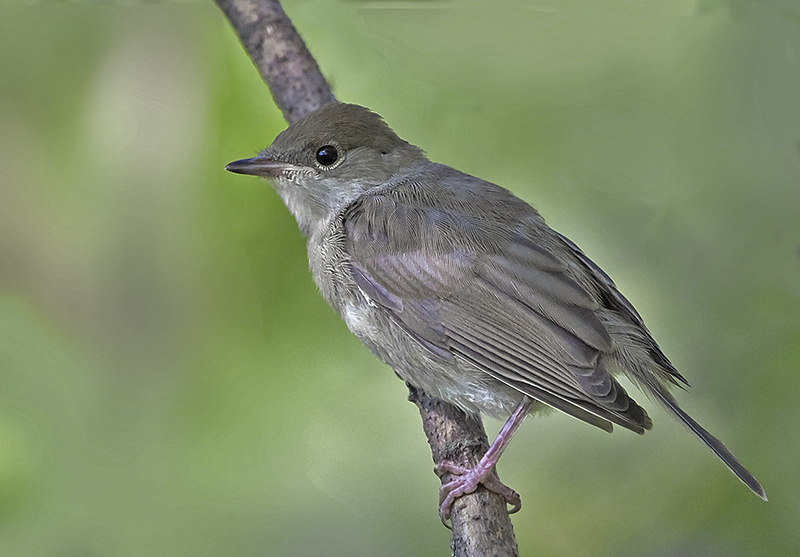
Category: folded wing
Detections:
[{"x1": 341, "y1": 180, "x2": 651, "y2": 434}]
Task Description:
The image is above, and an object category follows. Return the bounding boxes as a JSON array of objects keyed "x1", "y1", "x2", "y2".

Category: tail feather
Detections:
[{"x1": 658, "y1": 393, "x2": 767, "y2": 501}]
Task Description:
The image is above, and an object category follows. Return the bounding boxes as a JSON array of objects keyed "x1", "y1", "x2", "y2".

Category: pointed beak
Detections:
[{"x1": 225, "y1": 154, "x2": 292, "y2": 178}]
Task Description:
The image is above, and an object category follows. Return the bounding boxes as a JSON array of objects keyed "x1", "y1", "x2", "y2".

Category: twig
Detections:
[{"x1": 215, "y1": 0, "x2": 336, "y2": 123}]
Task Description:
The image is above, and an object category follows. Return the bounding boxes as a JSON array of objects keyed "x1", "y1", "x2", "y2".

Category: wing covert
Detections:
[{"x1": 340, "y1": 180, "x2": 651, "y2": 433}]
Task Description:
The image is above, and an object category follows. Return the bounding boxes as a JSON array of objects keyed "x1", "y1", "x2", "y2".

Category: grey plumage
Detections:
[{"x1": 226, "y1": 102, "x2": 766, "y2": 501}]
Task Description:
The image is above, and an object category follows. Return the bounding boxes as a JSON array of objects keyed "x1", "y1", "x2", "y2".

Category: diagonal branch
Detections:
[
  {"x1": 215, "y1": 0, "x2": 336, "y2": 123},
  {"x1": 214, "y1": 1, "x2": 519, "y2": 554}
]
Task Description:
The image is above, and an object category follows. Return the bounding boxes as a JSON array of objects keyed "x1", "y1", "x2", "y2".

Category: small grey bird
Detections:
[{"x1": 226, "y1": 102, "x2": 766, "y2": 521}]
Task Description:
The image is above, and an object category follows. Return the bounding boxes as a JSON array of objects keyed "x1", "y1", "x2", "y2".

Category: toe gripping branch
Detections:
[{"x1": 435, "y1": 398, "x2": 533, "y2": 525}]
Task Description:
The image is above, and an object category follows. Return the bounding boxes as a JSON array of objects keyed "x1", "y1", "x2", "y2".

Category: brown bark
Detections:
[{"x1": 215, "y1": 0, "x2": 336, "y2": 123}]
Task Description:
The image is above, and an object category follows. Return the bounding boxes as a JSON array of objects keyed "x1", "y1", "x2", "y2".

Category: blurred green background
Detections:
[{"x1": 1, "y1": 0, "x2": 798, "y2": 555}]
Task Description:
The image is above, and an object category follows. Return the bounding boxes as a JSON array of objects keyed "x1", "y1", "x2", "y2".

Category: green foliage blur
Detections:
[{"x1": 1, "y1": 1, "x2": 798, "y2": 555}]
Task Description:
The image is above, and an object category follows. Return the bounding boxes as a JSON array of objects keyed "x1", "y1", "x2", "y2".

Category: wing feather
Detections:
[{"x1": 341, "y1": 179, "x2": 652, "y2": 433}]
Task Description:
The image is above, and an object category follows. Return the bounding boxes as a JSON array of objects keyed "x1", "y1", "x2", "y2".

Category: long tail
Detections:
[{"x1": 657, "y1": 392, "x2": 767, "y2": 500}]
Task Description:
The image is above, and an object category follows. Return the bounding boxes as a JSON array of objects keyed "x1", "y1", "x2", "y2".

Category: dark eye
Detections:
[{"x1": 315, "y1": 145, "x2": 338, "y2": 167}]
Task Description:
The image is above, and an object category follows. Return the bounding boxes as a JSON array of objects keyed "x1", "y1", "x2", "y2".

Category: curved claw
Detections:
[{"x1": 434, "y1": 462, "x2": 522, "y2": 524}]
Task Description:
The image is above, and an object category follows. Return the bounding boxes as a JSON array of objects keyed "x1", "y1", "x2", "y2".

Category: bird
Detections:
[{"x1": 225, "y1": 102, "x2": 766, "y2": 522}]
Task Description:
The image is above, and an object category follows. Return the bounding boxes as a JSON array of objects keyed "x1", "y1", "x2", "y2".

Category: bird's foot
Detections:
[{"x1": 434, "y1": 460, "x2": 521, "y2": 525}]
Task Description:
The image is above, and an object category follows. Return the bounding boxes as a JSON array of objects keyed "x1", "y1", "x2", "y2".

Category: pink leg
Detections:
[{"x1": 435, "y1": 398, "x2": 533, "y2": 524}]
